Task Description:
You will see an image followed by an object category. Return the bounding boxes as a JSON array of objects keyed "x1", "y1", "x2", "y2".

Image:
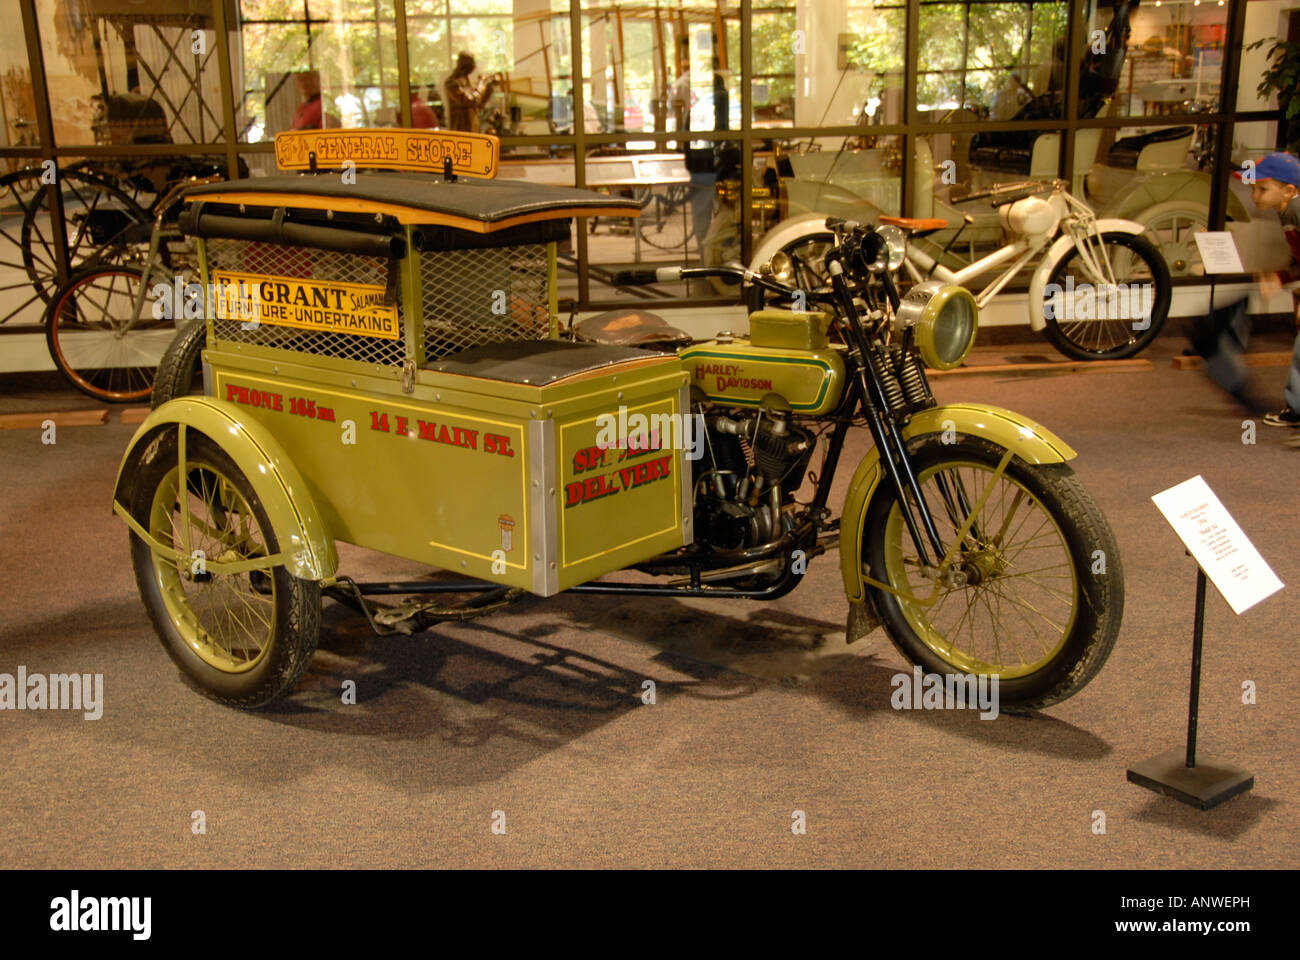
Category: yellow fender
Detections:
[
  {"x1": 839, "y1": 403, "x2": 1076, "y2": 607},
  {"x1": 112, "y1": 397, "x2": 338, "y2": 581}
]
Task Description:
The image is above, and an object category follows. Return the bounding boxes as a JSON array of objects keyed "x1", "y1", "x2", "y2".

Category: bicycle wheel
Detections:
[
  {"x1": 863, "y1": 435, "x2": 1123, "y2": 711},
  {"x1": 44, "y1": 265, "x2": 177, "y2": 402},
  {"x1": 1040, "y1": 231, "x2": 1171, "y2": 361},
  {"x1": 129, "y1": 430, "x2": 320, "y2": 707},
  {"x1": 0, "y1": 167, "x2": 52, "y2": 325},
  {"x1": 636, "y1": 183, "x2": 696, "y2": 251},
  {"x1": 22, "y1": 169, "x2": 153, "y2": 303}
]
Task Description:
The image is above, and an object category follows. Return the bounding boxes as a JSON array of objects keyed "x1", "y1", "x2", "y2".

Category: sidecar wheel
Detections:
[
  {"x1": 129, "y1": 431, "x2": 321, "y2": 707},
  {"x1": 862, "y1": 436, "x2": 1123, "y2": 711}
]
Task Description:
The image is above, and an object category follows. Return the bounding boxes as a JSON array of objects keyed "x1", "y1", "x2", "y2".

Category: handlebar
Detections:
[{"x1": 610, "y1": 264, "x2": 829, "y2": 304}]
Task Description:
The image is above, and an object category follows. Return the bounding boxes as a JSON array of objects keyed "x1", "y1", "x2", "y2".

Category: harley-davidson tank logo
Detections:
[
  {"x1": 212, "y1": 270, "x2": 399, "y2": 339},
  {"x1": 692, "y1": 361, "x2": 774, "y2": 393}
]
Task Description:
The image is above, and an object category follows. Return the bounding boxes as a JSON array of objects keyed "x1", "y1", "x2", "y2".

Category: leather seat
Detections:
[
  {"x1": 573, "y1": 309, "x2": 693, "y2": 351},
  {"x1": 1106, "y1": 125, "x2": 1194, "y2": 169}
]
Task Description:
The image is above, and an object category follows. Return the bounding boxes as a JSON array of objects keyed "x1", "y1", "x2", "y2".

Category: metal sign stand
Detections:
[{"x1": 1126, "y1": 560, "x2": 1255, "y2": 810}]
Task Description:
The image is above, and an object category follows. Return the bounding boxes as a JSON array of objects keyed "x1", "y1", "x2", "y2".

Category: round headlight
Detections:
[
  {"x1": 896, "y1": 281, "x2": 978, "y2": 370},
  {"x1": 877, "y1": 224, "x2": 907, "y2": 271}
]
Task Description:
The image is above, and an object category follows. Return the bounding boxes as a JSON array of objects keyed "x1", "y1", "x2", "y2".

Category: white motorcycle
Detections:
[{"x1": 750, "y1": 178, "x2": 1172, "y2": 361}]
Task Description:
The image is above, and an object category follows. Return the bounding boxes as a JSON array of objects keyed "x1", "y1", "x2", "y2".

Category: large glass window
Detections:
[
  {"x1": 38, "y1": 0, "x2": 232, "y2": 148},
  {"x1": 238, "y1": 0, "x2": 400, "y2": 143}
]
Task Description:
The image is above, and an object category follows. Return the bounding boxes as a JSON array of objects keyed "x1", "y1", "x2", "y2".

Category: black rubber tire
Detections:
[
  {"x1": 862, "y1": 435, "x2": 1123, "y2": 712},
  {"x1": 151, "y1": 319, "x2": 207, "y2": 408},
  {"x1": 129, "y1": 431, "x2": 321, "y2": 708},
  {"x1": 1040, "y1": 231, "x2": 1171, "y2": 361}
]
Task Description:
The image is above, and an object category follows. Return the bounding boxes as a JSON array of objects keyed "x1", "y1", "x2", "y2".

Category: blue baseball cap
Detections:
[{"x1": 1234, "y1": 152, "x2": 1300, "y2": 187}]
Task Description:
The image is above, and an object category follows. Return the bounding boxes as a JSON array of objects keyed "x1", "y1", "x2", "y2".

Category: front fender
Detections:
[
  {"x1": 1026, "y1": 218, "x2": 1146, "y2": 330},
  {"x1": 112, "y1": 397, "x2": 338, "y2": 581},
  {"x1": 838, "y1": 403, "x2": 1076, "y2": 607}
]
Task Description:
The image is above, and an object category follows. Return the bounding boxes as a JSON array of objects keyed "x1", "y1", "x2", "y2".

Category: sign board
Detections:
[
  {"x1": 274, "y1": 128, "x2": 499, "y2": 179},
  {"x1": 1192, "y1": 231, "x2": 1244, "y2": 274},
  {"x1": 1152, "y1": 475, "x2": 1283, "y2": 614},
  {"x1": 211, "y1": 270, "x2": 400, "y2": 340}
]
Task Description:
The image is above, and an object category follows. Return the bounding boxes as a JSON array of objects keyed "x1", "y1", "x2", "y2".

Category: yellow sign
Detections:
[
  {"x1": 212, "y1": 270, "x2": 400, "y2": 340},
  {"x1": 274, "y1": 128, "x2": 499, "y2": 178}
]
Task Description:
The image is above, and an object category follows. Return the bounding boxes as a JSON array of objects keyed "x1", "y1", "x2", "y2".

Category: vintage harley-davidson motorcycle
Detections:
[{"x1": 111, "y1": 129, "x2": 1123, "y2": 713}]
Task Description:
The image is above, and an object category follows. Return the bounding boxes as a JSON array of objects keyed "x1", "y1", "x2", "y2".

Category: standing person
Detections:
[
  {"x1": 1195, "y1": 152, "x2": 1300, "y2": 433},
  {"x1": 289, "y1": 70, "x2": 340, "y2": 130},
  {"x1": 444, "y1": 52, "x2": 502, "y2": 132}
]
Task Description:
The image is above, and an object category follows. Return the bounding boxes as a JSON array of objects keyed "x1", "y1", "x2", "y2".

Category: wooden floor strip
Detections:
[
  {"x1": 0, "y1": 409, "x2": 110, "y2": 429},
  {"x1": 1171, "y1": 351, "x2": 1292, "y2": 371},
  {"x1": 930, "y1": 357, "x2": 1153, "y2": 377}
]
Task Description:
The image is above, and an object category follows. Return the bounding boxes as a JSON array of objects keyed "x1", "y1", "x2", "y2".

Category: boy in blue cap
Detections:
[{"x1": 1198, "y1": 152, "x2": 1300, "y2": 431}]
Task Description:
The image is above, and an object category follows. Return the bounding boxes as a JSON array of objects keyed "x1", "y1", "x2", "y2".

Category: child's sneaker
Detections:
[{"x1": 1262, "y1": 407, "x2": 1300, "y2": 427}]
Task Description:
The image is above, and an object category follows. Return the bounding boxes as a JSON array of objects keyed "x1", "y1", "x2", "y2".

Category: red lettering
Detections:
[
  {"x1": 395, "y1": 416, "x2": 408, "y2": 436},
  {"x1": 565, "y1": 481, "x2": 584, "y2": 506},
  {"x1": 370, "y1": 411, "x2": 389, "y2": 432}
]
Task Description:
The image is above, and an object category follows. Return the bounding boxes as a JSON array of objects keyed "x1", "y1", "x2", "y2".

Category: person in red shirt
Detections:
[
  {"x1": 410, "y1": 87, "x2": 438, "y2": 128},
  {"x1": 289, "y1": 70, "x2": 340, "y2": 130}
]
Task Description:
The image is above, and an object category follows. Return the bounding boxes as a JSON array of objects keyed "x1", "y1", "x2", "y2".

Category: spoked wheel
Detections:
[
  {"x1": 21, "y1": 168, "x2": 153, "y2": 303},
  {"x1": 129, "y1": 431, "x2": 320, "y2": 707},
  {"x1": 1040, "y1": 231, "x2": 1171, "y2": 360},
  {"x1": 1137, "y1": 201, "x2": 1208, "y2": 278},
  {"x1": 44, "y1": 265, "x2": 178, "y2": 402},
  {"x1": 0, "y1": 167, "x2": 53, "y2": 325},
  {"x1": 636, "y1": 182, "x2": 695, "y2": 251},
  {"x1": 863, "y1": 436, "x2": 1123, "y2": 711}
]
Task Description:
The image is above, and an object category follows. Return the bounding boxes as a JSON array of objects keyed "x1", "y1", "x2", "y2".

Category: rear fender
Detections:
[{"x1": 112, "y1": 397, "x2": 337, "y2": 581}]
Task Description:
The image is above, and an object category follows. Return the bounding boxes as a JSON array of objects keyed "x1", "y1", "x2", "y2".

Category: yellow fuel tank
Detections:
[{"x1": 680, "y1": 338, "x2": 846, "y2": 415}]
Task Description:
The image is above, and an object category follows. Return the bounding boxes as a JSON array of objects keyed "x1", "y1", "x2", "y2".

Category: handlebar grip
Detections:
[{"x1": 611, "y1": 267, "x2": 684, "y2": 286}]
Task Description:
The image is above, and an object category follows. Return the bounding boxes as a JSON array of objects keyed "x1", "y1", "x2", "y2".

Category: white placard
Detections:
[
  {"x1": 1193, "y1": 231, "x2": 1244, "y2": 274},
  {"x1": 1152, "y1": 475, "x2": 1284, "y2": 615}
]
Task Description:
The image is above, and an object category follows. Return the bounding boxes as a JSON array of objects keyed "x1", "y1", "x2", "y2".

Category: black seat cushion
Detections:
[
  {"x1": 423, "y1": 338, "x2": 673, "y2": 384},
  {"x1": 1106, "y1": 125, "x2": 1194, "y2": 169}
]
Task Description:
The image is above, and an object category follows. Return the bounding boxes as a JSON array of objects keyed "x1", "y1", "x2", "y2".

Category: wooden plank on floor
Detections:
[
  {"x1": 1172, "y1": 351, "x2": 1291, "y2": 371},
  {"x1": 121, "y1": 406, "x2": 150, "y2": 424},
  {"x1": 929, "y1": 357, "x2": 1153, "y2": 377},
  {"x1": 0, "y1": 409, "x2": 109, "y2": 429}
]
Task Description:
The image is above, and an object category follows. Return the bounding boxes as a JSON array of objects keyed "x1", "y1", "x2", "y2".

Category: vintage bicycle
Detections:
[{"x1": 114, "y1": 129, "x2": 1124, "y2": 714}]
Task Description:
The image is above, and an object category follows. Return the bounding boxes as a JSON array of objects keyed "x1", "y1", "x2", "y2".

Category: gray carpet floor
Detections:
[{"x1": 1, "y1": 333, "x2": 1297, "y2": 869}]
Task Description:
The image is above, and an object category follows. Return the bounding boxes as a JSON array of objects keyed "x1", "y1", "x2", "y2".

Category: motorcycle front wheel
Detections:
[{"x1": 862, "y1": 436, "x2": 1123, "y2": 711}]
